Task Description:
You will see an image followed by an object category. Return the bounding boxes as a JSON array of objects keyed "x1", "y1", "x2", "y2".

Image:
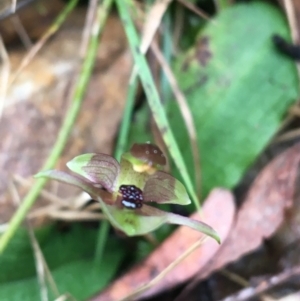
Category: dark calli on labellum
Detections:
[
  {"x1": 35, "y1": 143, "x2": 220, "y2": 242},
  {"x1": 119, "y1": 185, "x2": 143, "y2": 209}
]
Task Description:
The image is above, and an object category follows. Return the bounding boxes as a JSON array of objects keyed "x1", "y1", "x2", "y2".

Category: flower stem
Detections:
[
  {"x1": 115, "y1": 0, "x2": 200, "y2": 210},
  {"x1": 93, "y1": 54, "x2": 139, "y2": 264},
  {"x1": 94, "y1": 220, "x2": 110, "y2": 267},
  {"x1": 114, "y1": 68, "x2": 139, "y2": 162}
]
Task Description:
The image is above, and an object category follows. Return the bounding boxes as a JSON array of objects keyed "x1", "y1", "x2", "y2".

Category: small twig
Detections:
[
  {"x1": 0, "y1": 34, "x2": 10, "y2": 117},
  {"x1": 8, "y1": 181, "x2": 60, "y2": 301},
  {"x1": 220, "y1": 269, "x2": 249, "y2": 287},
  {"x1": 176, "y1": 0, "x2": 212, "y2": 21},
  {"x1": 79, "y1": 0, "x2": 98, "y2": 56},
  {"x1": 9, "y1": 0, "x2": 79, "y2": 85},
  {"x1": 282, "y1": 0, "x2": 300, "y2": 78},
  {"x1": 11, "y1": 0, "x2": 17, "y2": 13},
  {"x1": 173, "y1": 3, "x2": 184, "y2": 53},
  {"x1": 273, "y1": 127, "x2": 300, "y2": 143},
  {"x1": 218, "y1": 265, "x2": 300, "y2": 301},
  {"x1": 0, "y1": 0, "x2": 35, "y2": 20},
  {"x1": 283, "y1": 0, "x2": 299, "y2": 43},
  {"x1": 140, "y1": 0, "x2": 172, "y2": 54},
  {"x1": 11, "y1": 15, "x2": 33, "y2": 49},
  {"x1": 151, "y1": 41, "x2": 202, "y2": 198},
  {"x1": 28, "y1": 204, "x2": 105, "y2": 221},
  {"x1": 54, "y1": 293, "x2": 77, "y2": 301},
  {"x1": 119, "y1": 236, "x2": 207, "y2": 301},
  {"x1": 174, "y1": 268, "x2": 270, "y2": 301},
  {"x1": 15, "y1": 174, "x2": 103, "y2": 221},
  {"x1": 47, "y1": 210, "x2": 105, "y2": 221},
  {"x1": 14, "y1": 174, "x2": 67, "y2": 206},
  {"x1": 289, "y1": 103, "x2": 300, "y2": 117}
]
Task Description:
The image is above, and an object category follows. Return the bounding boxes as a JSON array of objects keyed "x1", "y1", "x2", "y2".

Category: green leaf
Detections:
[
  {"x1": 127, "y1": 104, "x2": 154, "y2": 147},
  {"x1": 167, "y1": 2, "x2": 299, "y2": 197},
  {"x1": 144, "y1": 171, "x2": 191, "y2": 205},
  {"x1": 66, "y1": 153, "x2": 120, "y2": 192},
  {"x1": 0, "y1": 224, "x2": 124, "y2": 301}
]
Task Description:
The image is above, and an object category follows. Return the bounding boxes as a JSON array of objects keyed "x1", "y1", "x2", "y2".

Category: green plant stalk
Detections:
[
  {"x1": 160, "y1": 11, "x2": 172, "y2": 101},
  {"x1": 115, "y1": 69, "x2": 139, "y2": 161},
  {"x1": 94, "y1": 220, "x2": 109, "y2": 267},
  {"x1": 116, "y1": 0, "x2": 200, "y2": 210},
  {"x1": 48, "y1": 0, "x2": 78, "y2": 34},
  {"x1": 94, "y1": 68, "x2": 138, "y2": 263},
  {"x1": 0, "y1": 0, "x2": 114, "y2": 254}
]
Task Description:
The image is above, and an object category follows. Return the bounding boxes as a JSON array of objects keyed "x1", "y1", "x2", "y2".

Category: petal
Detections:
[
  {"x1": 98, "y1": 199, "x2": 168, "y2": 236},
  {"x1": 34, "y1": 170, "x2": 100, "y2": 198},
  {"x1": 66, "y1": 153, "x2": 120, "y2": 192},
  {"x1": 130, "y1": 143, "x2": 166, "y2": 166},
  {"x1": 143, "y1": 171, "x2": 191, "y2": 205},
  {"x1": 140, "y1": 206, "x2": 220, "y2": 243}
]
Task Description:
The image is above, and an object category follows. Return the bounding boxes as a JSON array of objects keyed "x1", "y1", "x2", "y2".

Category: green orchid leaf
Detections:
[
  {"x1": 166, "y1": 2, "x2": 299, "y2": 198},
  {"x1": 143, "y1": 171, "x2": 191, "y2": 205},
  {"x1": 98, "y1": 199, "x2": 168, "y2": 236},
  {"x1": 34, "y1": 170, "x2": 99, "y2": 198},
  {"x1": 141, "y1": 205, "x2": 220, "y2": 243},
  {"x1": 66, "y1": 153, "x2": 120, "y2": 192},
  {"x1": 0, "y1": 224, "x2": 124, "y2": 301}
]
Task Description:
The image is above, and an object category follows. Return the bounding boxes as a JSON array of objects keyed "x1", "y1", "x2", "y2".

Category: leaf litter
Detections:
[
  {"x1": 197, "y1": 142, "x2": 300, "y2": 281},
  {"x1": 173, "y1": 142, "x2": 300, "y2": 301}
]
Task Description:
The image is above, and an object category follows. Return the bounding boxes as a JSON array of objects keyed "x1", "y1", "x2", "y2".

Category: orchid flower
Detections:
[{"x1": 35, "y1": 143, "x2": 220, "y2": 242}]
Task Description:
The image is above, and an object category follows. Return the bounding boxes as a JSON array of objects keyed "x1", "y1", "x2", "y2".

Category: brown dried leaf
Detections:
[
  {"x1": 90, "y1": 188, "x2": 235, "y2": 301},
  {"x1": 198, "y1": 143, "x2": 300, "y2": 280}
]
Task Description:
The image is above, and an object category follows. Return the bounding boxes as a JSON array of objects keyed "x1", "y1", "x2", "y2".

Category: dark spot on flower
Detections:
[{"x1": 119, "y1": 185, "x2": 144, "y2": 209}]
